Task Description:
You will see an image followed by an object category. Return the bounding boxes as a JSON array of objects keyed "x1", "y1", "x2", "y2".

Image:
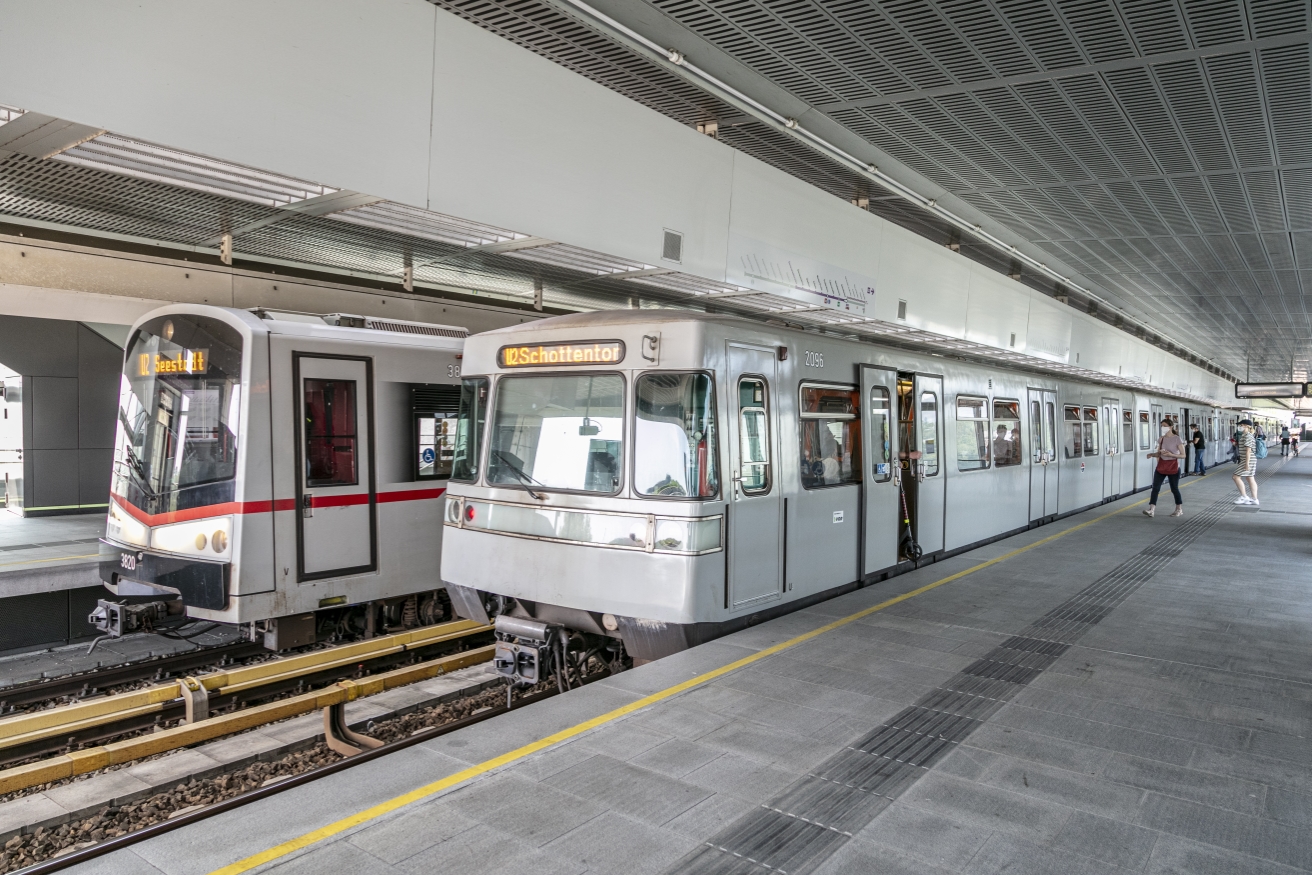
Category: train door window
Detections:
[
  {"x1": 1044, "y1": 401, "x2": 1056, "y2": 462},
  {"x1": 1082, "y1": 407, "x2": 1098, "y2": 455},
  {"x1": 1104, "y1": 405, "x2": 1116, "y2": 453},
  {"x1": 1139, "y1": 411, "x2": 1150, "y2": 449},
  {"x1": 799, "y1": 384, "x2": 860, "y2": 488},
  {"x1": 1122, "y1": 410, "x2": 1133, "y2": 451},
  {"x1": 1064, "y1": 406, "x2": 1082, "y2": 458},
  {"x1": 920, "y1": 391, "x2": 939, "y2": 476},
  {"x1": 993, "y1": 399, "x2": 1021, "y2": 467},
  {"x1": 1029, "y1": 399, "x2": 1043, "y2": 462},
  {"x1": 635, "y1": 372, "x2": 718, "y2": 498},
  {"x1": 735, "y1": 378, "x2": 768, "y2": 493},
  {"x1": 451, "y1": 378, "x2": 488, "y2": 483},
  {"x1": 870, "y1": 386, "x2": 892, "y2": 482},
  {"x1": 955, "y1": 396, "x2": 989, "y2": 471},
  {"x1": 304, "y1": 379, "x2": 358, "y2": 487}
]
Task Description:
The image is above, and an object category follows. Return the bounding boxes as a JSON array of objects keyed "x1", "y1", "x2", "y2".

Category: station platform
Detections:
[
  {"x1": 70, "y1": 458, "x2": 1311, "y2": 875},
  {"x1": 0, "y1": 512, "x2": 106, "y2": 655}
]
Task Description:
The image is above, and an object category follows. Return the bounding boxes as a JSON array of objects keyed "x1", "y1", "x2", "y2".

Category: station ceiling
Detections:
[{"x1": 435, "y1": 0, "x2": 1312, "y2": 381}]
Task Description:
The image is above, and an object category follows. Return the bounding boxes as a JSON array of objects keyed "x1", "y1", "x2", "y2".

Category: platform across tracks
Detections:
[{"x1": 61, "y1": 457, "x2": 1312, "y2": 875}]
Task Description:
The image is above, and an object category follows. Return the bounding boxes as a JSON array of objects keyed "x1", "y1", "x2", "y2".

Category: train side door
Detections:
[
  {"x1": 860, "y1": 365, "x2": 898, "y2": 576},
  {"x1": 726, "y1": 343, "x2": 782, "y2": 608},
  {"x1": 912, "y1": 374, "x2": 945, "y2": 554},
  {"x1": 1027, "y1": 388, "x2": 1057, "y2": 521},
  {"x1": 1102, "y1": 398, "x2": 1120, "y2": 498},
  {"x1": 294, "y1": 354, "x2": 376, "y2": 581}
]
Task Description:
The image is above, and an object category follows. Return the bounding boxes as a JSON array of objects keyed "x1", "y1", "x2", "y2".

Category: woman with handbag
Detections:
[
  {"x1": 1233, "y1": 419, "x2": 1259, "y2": 505},
  {"x1": 1144, "y1": 421, "x2": 1186, "y2": 518}
]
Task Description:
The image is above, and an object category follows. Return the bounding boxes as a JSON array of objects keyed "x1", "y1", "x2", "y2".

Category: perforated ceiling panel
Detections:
[{"x1": 433, "y1": 0, "x2": 1311, "y2": 380}]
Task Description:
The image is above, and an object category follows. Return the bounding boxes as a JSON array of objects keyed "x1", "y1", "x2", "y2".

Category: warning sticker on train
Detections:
[{"x1": 498, "y1": 340, "x2": 625, "y2": 368}]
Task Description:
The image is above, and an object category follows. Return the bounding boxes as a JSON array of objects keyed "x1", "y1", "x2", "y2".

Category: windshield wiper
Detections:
[{"x1": 492, "y1": 451, "x2": 547, "y2": 500}]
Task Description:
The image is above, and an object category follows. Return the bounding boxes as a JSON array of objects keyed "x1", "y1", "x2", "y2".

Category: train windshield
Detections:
[
  {"x1": 634, "y1": 372, "x2": 718, "y2": 498},
  {"x1": 116, "y1": 315, "x2": 243, "y2": 497},
  {"x1": 489, "y1": 374, "x2": 624, "y2": 493}
]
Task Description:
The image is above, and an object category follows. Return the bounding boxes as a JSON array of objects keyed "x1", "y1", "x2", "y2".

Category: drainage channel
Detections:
[{"x1": 671, "y1": 488, "x2": 1247, "y2": 875}]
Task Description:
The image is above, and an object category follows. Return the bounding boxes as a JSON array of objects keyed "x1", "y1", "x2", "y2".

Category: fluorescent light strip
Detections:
[{"x1": 54, "y1": 133, "x2": 335, "y2": 207}]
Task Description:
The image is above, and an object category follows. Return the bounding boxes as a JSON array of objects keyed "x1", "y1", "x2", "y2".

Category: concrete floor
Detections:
[{"x1": 66, "y1": 457, "x2": 1312, "y2": 875}]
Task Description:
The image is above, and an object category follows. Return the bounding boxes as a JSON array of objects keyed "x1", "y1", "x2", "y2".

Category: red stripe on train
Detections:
[{"x1": 112, "y1": 488, "x2": 445, "y2": 526}]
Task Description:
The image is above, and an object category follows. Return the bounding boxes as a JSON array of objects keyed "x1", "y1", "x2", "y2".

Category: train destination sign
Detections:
[
  {"x1": 499, "y1": 340, "x2": 625, "y2": 368},
  {"x1": 138, "y1": 349, "x2": 209, "y2": 377}
]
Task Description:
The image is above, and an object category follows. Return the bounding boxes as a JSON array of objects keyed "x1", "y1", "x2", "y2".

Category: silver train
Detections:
[
  {"x1": 93, "y1": 305, "x2": 466, "y2": 649},
  {"x1": 440, "y1": 310, "x2": 1273, "y2": 684}
]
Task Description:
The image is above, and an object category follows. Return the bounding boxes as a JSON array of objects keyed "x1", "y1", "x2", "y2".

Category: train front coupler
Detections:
[
  {"x1": 86, "y1": 597, "x2": 187, "y2": 653},
  {"x1": 493, "y1": 615, "x2": 575, "y2": 705}
]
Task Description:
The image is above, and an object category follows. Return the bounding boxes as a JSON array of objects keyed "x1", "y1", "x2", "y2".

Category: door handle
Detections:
[{"x1": 302, "y1": 494, "x2": 313, "y2": 518}]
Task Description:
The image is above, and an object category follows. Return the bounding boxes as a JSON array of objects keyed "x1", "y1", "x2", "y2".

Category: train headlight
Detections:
[
  {"x1": 106, "y1": 500, "x2": 148, "y2": 547},
  {"x1": 151, "y1": 516, "x2": 233, "y2": 560}
]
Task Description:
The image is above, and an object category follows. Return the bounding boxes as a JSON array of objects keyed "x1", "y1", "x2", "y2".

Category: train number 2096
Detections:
[{"x1": 804, "y1": 350, "x2": 824, "y2": 368}]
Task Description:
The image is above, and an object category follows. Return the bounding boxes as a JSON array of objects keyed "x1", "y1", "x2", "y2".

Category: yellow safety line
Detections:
[
  {"x1": 209, "y1": 490, "x2": 1167, "y2": 875},
  {"x1": 0, "y1": 552, "x2": 98, "y2": 569}
]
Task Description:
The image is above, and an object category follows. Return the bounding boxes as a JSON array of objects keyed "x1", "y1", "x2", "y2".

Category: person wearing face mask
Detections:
[
  {"x1": 1233, "y1": 419, "x2": 1259, "y2": 505},
  {"x1": 1144, "y1": 420, "x2": 1186, "y2": 518}
]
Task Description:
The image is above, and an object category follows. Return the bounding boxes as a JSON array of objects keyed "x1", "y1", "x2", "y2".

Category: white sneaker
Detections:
[
  {"x1": 1250, "y1": 499, "x2": 1260, "y2": 506},
  {"x1": 1235, "y1": 496, "x2": 1253, "y2": 505}
]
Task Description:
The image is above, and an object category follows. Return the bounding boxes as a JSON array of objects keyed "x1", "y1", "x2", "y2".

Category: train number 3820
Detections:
[{"x1": 120, "y1": 554, "x2": 138, "y2": 572}]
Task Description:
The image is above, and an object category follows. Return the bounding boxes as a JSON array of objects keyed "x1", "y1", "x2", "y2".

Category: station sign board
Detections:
[{"x1": 137, "y1": 349, "x2": 209, "y2": 377}]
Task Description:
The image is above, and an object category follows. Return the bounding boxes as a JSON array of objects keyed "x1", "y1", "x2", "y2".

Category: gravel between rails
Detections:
[{"x1": 0, "y1": 680, "x2": 534, "y2": 873}]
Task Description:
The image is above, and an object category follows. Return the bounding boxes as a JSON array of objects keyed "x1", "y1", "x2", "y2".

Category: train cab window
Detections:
[
  {"x1": 993, "y1": 400, "x2": 1021, "y2": 467},
  {"x1": 1064, "y1": 406, "x2": 1082, "y2": 458},
  {"x1": 870, "y1": 386, "x2": 892, "y2": 482},
  {"x1": 799, "y1": 384, "x2": 861, "y2": 488},
  {"x1": 1083, "y1": 407, "x2": 1098, "y2": 455},
  {"x1": 304, "y1": 379, "x2": 358, "y2": 487},
  {"x1": 634, "y1": 372, "x2": 719, "y2": 498},
  {"x1": 489, "y1": 374, "x2": 624, "y2": 494},
  {"x1": 1122, "y1": 409, "x2": 1134, "y2": 452},
  {"x1": 451, "y1": 378, "x2": 487, "y2": 483},
  {"x1": 955, "y1": 396, "x2": 990, "y2": 471},
  {"x1": 920, "y1": 392, "x2": 939, "y2": 476},
  {"x1": 1139, "y1": 411, "x2": 1150, "y2": 449}
]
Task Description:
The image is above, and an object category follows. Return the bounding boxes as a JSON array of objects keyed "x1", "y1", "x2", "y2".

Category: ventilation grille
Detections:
[
  {"x1": 363, "y1": 317, "x2": 468, "y2": 338},
  {"x1": 662, "y1": 229, "x2": 683, "y2": 263},
  {"x1": 412, "y1": 384, "x2": 462, "y2": 411}
]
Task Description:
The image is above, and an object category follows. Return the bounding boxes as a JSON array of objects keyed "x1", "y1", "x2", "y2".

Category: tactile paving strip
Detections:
[{"x1": 668, "y1": 495, "x2": 1239, "y2": 875}]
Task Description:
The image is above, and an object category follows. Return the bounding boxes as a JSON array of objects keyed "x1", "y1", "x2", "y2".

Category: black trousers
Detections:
[{"x1": 1150, "y1": 470, "x2": 1182, "y2": 506}]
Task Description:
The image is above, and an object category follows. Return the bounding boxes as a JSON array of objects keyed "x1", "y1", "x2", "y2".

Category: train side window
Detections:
[
  {"x1": 451, "y1": 378, "x2": 488, "y2": 483},
  {"x1": 415, "y1": 412, "x2": 458, "y2": 480},
  {"x1": 304, "y1": 379, "x2": 358, "y2": 487},
  {"x1": 1139, "y1": 411, "x2": 1150, "y2": 449},
  {"x1": 1064, "y1": 406, "x2": 1082, "y2": 458},
  {"x1": 1122, "y1": 409, "x2": 1133, "y2": 452},
  {"x1": 1083, "y1": 407, "x2": 1098, "y2": 455},
  {"x1": 955, "y1": 395, "x2": 990, "y2": 471},
  {"x1": 993, "y1": 399, "x2": 1021, "y2": 467},
  {"x1": 799, "y1": 384, "x2": 861, "y2": 489},
  {"x1": 870, "y1": 386, "x2": 892, "y2": 482},
  {"x1": 1044, "y1": 401, "x2": 1056, "y2": 461},
  {"x1": 920, "y1": 391, "x2": 939, "y2": 476},
  {"x1": 1104, "y1": 405, "x2": 1116, "y2": 453},
  {"x1": 635, "y1": 372, "x2": 719, "y2": 498}
]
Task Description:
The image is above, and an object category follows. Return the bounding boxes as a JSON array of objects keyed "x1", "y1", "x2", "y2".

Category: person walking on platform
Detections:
[
  {"x1": 1191, "y1": 424, "x2": 1206, "y2": 476},
  {"x1": 1233, "y1": 419, "x2": 1259, "y2": 506},
  {"x1": 1281, "y1": 425, "x2": 1291, "y2": 456},
  {"x1": 1292, "y1": 429, "x2": 1301, "y2": 457},
  {"x1": 1144, "y1": 420, "x2": 1186, "y2": 518}
]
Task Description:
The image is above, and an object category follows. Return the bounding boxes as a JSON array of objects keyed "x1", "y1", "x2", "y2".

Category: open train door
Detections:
[
  {"x1": 859, "y1": 365, "x2": 899, "y2": 576},
  {"x1": 294, "y1": 354, "x2": 377, "y2": 581}
]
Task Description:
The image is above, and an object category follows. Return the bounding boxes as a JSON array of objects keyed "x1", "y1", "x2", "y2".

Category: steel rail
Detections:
[{"x1": 15, "y1": 674, "x2": 601, "y2": 875}]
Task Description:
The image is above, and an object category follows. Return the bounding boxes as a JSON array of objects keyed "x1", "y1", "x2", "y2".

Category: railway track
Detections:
[{"x1": 0, "y1": 619, "x2": 493, "y2": 778}]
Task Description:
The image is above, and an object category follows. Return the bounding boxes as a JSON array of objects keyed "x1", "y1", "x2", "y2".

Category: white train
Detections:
[
  {"x1": 93, "y1": 305, "x2": 466, "y2": 650},
  {"x1": 439, "y1": 310, "x2": 1270, "y2": 683}
]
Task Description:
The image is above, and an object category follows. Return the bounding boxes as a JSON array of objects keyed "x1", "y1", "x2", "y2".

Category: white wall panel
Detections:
[
  {"x1": 965, "y1": 269, "x2": 1027, "y2": 351},
  {"x1": 877, "y1": 224, "x2": 969, "y2": 334},
  {"x1": 0, "y1": 0, "x2": 438, "y2": 206},
  {"x1": 429, "y1": 13, "x2": 735, "y2": 283},
  {"x1": 1024, "y1": 292, "x2": 1072, "y2": 364}
]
